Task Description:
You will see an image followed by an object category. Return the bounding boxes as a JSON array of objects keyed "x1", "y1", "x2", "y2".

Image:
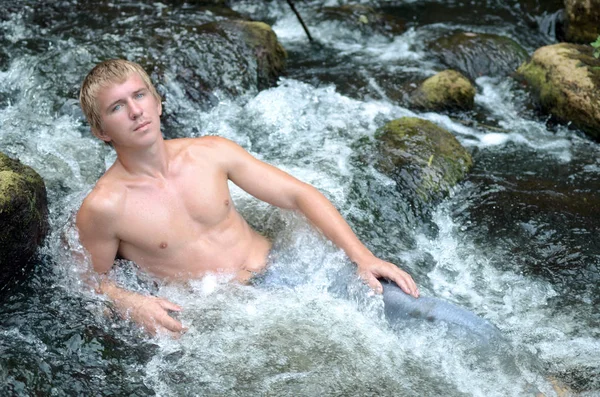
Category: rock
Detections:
[
  {"x1": 320, "y1": 5, "x2": 406, "y2": 37},
  {"x1": 376, "y1": 117, "x2": 472, "y2": 201},
  {"x1": 156, "y1": 20, "x2": 287, "y2": 134},
  {"x1": 429, "y1": 31, "x2": 529, "y2": 80},
  {"x1": 411, "y1": 70, "x2": 476, "y2": 111},
  {"x1": 223, "y1": 20, "x2": 287, "y2": 90},
  {"x1": 173, "y1": 20, "x2": 287, "y2": 96},
  {"x1": 195, "y1": 20, "x2": 287, "y2": 91},
  {"x1": 516, "y1": 43, "x2": 600, "y2": 140},
  {"x1": 0, "y1": 152, "x2": 48, "y2": 294},
  {"x1": 564, "y1": 0, "x2": 600, "y2": 43}
]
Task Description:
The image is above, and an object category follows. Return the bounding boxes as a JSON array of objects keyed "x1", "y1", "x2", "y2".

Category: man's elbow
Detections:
[{"x1": 292, "y1": 183, "x2": 326, "y2": 209}]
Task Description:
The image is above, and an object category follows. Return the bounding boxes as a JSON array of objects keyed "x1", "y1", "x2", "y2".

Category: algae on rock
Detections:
[
  {"x1": 516, "y1": 43, "x2": 600, "y2": 140},
  {"x1": 564, "y1": 0, "x2": 600, "y2": 43},
  {"x1": 412, "y1": 70, "x2": 476, "y2": 111},
  {"x1": 376, "y1": 117, "x2": 472, "y2": 202},
  {"x1": 196, "y1": 20, "x2": 287, "y2": 92},
  {"x1": 0, "y1": 152, "x2": 48, "y2": 294}
]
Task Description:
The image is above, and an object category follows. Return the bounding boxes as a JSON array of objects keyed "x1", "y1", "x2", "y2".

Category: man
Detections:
[{"x1": 77, "y1": 59, "x2": 419, "y2": 336}]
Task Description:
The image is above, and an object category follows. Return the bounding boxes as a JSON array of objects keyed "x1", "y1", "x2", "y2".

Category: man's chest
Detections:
[{"x1": 115, "y1": 168, "x2": 235, "y2": 250}]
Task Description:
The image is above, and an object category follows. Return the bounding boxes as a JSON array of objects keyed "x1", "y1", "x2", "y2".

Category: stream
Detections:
[{"x1": 0, "y1": 1, "x2": 598, "y2": 396}]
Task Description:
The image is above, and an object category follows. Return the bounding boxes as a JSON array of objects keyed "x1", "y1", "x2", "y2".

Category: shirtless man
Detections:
[{"x1": 76, "y1": 59, "x2": 419, "y2": 336}]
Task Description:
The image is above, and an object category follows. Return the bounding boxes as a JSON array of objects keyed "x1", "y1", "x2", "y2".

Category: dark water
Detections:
[{"x1": 1, "y1": 1, "x2": 598, "y2": 396}]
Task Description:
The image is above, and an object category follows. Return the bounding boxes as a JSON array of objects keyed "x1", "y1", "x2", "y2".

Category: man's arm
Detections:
[
  {"x1": 76, "y1": 189, "x2": 186, "y2": 335},
  {"x1": 210, "y1": 137, "x2": 419, "y2": 297}
]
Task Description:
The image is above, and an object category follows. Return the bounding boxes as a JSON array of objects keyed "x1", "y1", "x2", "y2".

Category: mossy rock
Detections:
[
  {"x1": 0, "y1": 152, "x2": 48, "y2": 294},
  {"x1": 429, "y1": 31, "x2": 529, "y2": 80},
  {"x1": 516, "y1": 43, "x2": 600, "y2": 140},
  {"x1": 412, "y1": 70, "x2": 476, "y2": 111},
  {"x1": 564, "y1": 0, "x2": 600, "y2": 43},
  {"x1": 196, "y1": 20, "x2": 287, "y2": 91},
  {"x1": 156, "y1": 19, "x2": 287, "y2": 133},
  {"x1": 376, "y1": 117, "x2": 472, "y2": 202},
  {"x1": 320, "y1": 5, "x2": 406, "y2": 37}
]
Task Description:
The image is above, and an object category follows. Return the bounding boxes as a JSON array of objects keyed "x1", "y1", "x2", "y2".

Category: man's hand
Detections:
[
  {"x1": 112, "y1": 289, "x2": 187, "y2": 337},
  {"x1": 356, "y1": 255, "x2": 419, "y2": 298}
]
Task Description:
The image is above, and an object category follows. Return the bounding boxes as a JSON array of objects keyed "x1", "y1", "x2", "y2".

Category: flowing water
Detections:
[{"x1": 1, "y1": 0, "x2": 598, "y2": 396}]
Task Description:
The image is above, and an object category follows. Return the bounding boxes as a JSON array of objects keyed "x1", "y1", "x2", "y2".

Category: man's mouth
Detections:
[{"x1": 134, "y1": 121, "x2": 150, "y2": 131}]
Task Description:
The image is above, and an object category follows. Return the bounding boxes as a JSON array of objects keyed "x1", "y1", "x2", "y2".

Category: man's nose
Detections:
[{"x1": 128, "y1": 100, "x2": 143, "y2": 119}]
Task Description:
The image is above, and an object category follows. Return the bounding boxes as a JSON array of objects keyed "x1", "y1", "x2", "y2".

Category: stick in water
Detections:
[{"x1": 286, "y1": 0, "x2": 313, "y2": 42}]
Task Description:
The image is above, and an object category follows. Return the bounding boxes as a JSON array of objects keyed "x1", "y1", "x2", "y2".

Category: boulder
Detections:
[
  {"x1": 166, "y1": 20, "x2": 287, "y2": 107},
  {"x1": 0, "y1": 152, "x2": 48, "y2": 294},
  {"x1": 320, "y1": 5, "x2": 406, "y2": 37},
  {"x1": 157, "y1": 20, "x2": 287, "y2": 135},
  {"x1": 429, "y1": 31, "x2": 529, "y2": 80},
  {"x1": 564, "y1": 0, "x2": 600, "y2": 43},
  {"x1": 411, "y1": 70, "x2": 476, "y2": 111},
  {"x1": 376, "y1": 117, "x2": 472, "y2": 201},
  {"x1": 516, "y1": 43, "x2": 600, "y2": 140},
  {"x1": 193, "y1": 20, "x2": 287, "y2": 91}
]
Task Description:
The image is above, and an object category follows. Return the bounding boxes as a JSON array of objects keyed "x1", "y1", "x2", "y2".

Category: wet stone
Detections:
[{"x1": 429, "y1": 31, "x2": 529, "y2": 80}]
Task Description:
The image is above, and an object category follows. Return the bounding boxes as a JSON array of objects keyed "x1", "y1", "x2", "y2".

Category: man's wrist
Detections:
[{"x1": 349, "y1": 250, "x2": 376, "y2": 267}]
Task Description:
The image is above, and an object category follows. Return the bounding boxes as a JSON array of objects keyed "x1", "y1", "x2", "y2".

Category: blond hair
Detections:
[{"x1": 79, "y1": 59, "x2": 161, "y2": 132}]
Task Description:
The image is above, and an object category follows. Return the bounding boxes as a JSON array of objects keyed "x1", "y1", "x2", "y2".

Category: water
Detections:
[{"x1": 1, "y1": 0, "x2": 598, "y2": 396}]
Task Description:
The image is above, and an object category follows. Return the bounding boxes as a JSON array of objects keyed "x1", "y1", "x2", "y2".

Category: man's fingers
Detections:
[
  {"x1": 391, "y1": 271, "x2": 419, "y2": 298},
  {"x1": 360, "y1": 271, "x2": 383, "y2": 294},
  {"x1": 157, "y1": 298, "x2": 182, "y2": 312},
  {"x1": 157, "y1": 311, "x2": 186, "y2": 333}
]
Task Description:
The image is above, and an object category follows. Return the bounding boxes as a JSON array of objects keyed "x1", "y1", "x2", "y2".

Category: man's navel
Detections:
[{"x1": 224, "y1": 199, "x2": 229, "y2": 206}]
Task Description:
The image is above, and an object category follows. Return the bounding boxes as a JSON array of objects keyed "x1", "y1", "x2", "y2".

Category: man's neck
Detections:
[{"x1": 113, "y1": 136, "x2": 170, "y2": 178}]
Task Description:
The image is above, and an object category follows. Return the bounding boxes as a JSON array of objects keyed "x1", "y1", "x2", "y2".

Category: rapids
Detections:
[{"x1": 0, "y1": 1, "x2": 598, "y2": 396}]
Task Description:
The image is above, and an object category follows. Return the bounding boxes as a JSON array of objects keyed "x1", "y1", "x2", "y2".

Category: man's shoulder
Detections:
[
  {"x1": 170, "y1": 136, "x2": 240, "y2": 160},
  {"x1": 78, "y1": 179, "x2": 126, "y2": 222},
  {"x1": 171, "y1": 135, "x2": 236, "y2": 151}
]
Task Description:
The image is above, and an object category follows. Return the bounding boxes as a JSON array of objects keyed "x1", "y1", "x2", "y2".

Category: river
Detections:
[{"x1": 0, "y1": 1, "x2": 598, "y2": 396}]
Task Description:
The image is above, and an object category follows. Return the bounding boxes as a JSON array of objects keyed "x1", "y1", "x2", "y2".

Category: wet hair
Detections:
[{"x1": 79, "y1": 59, "x2": 161, "y2": 132}]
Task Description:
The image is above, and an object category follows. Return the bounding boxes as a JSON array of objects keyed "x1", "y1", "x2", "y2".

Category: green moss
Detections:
[
  {"x1": 0, "y1": 152, "x2": 48, "y2": 260},
  {"x1": 0, "y1": 170, "x2": 22, "y2": 206},
  {"x1": 565, "y1": 1, "x2": 600, "y2": 43},
  {"x1": 375, "y1": 117, "x2": 472, "y2": 201},
  {"x1": 516, "y1": 43, "x2": 600, "y2": 139},
  {"x1": 516, "y1": 61, "x2": 562, "y2": 112},
  {"x1": 235, "y1": 21, "x2": 287, "y2": 86},
  {"x1": 197, "y1": 20, "x2": 287, "y2": 90},
  {"x1": 416, "y1": 70, "x2": 475, "y2": 111}
]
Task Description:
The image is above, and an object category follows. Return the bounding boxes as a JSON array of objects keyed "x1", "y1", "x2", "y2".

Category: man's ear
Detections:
[
  {"x1": 92, "y1": 127, "x2": 112, "y2": 143},
  {"x1": 157, "y1": 99, "x2": 162, "y2": 116}
]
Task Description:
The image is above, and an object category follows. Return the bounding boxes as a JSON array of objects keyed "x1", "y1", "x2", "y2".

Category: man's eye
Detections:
[
  {"x1": 112, "y1": 104, "x2": 122, "y2": 112},
  {"x1": 136, "y1": 92, "x2": 145, "y2": 99}
]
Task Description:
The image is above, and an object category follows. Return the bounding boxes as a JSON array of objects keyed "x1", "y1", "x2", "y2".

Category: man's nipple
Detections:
[{"x1": 159, "y1": 242, "x2": 168, "y2": 249}]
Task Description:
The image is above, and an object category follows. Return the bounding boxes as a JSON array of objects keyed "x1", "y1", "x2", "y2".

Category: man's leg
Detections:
[{"x1": 380, "y1": 279, "x2": 501, "y2": 341}]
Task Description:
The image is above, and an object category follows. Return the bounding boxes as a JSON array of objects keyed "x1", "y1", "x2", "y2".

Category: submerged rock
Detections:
[
  {"x1": 376, "y1": 117, "x2": 472, "y2": 202},
  {"x1": 516, "y1": 43, "x2": 600, "y2": 140},
  {"x1": 564, "y1": 0, "x2": 600, "y2": 43},
  {"x1": 411, "y1": 69, "x2": 476, "y2": 111},
  {"x1": 320, "y1": 4, "x2": 406, "y2": 37},
  {"x1": 0, "y1": 152, "x2": 48, "y2": 294},
  {"x1": 429, "y1": 31, "x2": 529, "y2": 80}
]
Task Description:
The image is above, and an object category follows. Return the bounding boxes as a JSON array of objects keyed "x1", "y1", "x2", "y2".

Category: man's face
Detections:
[{"x1": 93, "y1": 73, "x2": 162, "y2": 148}]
